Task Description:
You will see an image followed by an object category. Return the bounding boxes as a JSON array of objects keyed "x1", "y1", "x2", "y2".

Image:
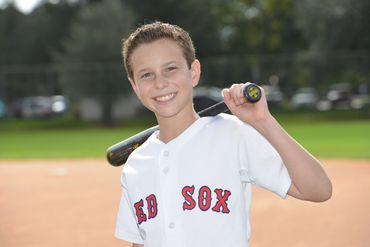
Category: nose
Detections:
[{"x1": 153, "y1": 74, "x2": 169, "y2": 89}]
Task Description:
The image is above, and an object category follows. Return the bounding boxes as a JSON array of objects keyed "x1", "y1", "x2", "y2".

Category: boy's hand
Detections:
[
  {"x1": 222, "y1": 83, "x2": 272, "y2": 126},
  {"x1": 223, "y1": 83, "x2": 332, "y2": 202}
]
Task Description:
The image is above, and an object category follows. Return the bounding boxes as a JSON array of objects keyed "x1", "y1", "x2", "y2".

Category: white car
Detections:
[
  {"x1": 20, "y1": 95, "x2": 69, "y2": 118},
  {"x1": 291, "y1": 88, "x2": 318, "y2": 109}
]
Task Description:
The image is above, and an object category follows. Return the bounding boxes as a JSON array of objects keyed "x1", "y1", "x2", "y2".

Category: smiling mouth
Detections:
[{"x1": 154, "y1": 92, "x2": 177, "y2": 103}]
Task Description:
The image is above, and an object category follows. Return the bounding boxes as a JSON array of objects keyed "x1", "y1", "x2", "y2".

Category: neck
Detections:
[{"x1": 156, "y1": 109, "x2": 199, "y2": 143}]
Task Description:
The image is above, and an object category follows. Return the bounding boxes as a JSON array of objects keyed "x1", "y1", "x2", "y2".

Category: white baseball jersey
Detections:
[{"x1": 115, "y1": 113, "x2": 292, "y2": 247}]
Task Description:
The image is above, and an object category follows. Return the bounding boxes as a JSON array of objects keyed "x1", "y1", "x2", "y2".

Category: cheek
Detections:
[
  {"x1": 175, "y1": 71, "x2": 192, "y2": 84},
  {"x1": 135, "y1": 83, "x2": 152, "y2": 102}
]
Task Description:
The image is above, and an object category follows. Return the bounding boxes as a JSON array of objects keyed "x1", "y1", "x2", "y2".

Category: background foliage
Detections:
[{"x1": 0, "y1": 0, "x2": 369, "y2": 123}]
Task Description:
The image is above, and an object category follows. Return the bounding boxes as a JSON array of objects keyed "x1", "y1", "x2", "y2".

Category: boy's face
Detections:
[{"x1": 128, "y1": 38, "x2": 200, "y2": 120}]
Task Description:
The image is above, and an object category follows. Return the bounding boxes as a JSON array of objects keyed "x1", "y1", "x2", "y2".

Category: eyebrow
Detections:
[
  {"x1": 136, "y1": 61, "x2": 179, "y2": 75},
  {"x1": 162, "y1": 61, "x2": 178, "y2": 67}
]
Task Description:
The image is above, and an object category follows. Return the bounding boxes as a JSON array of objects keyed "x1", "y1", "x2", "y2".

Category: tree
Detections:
[
  {"x1": 208, "y1": 0, "x2": 302, "y2": 89},
  {"x1": 0, "y1": 4, "x2": 23, "y2": 65},
  {"x1": 125, "y1": 0, "x2": 222, "y2": 58},
  {"x1": 213, "y1": 0, "x2": 301, "y2": 54},
  {"x1": 124, "y1": 0, "x2": 223, "y2": 87},
  {"x1": 0, "y1": 1, "x2": 79, "y2": 102},
  {"x1": 294, "y1": 0, "x2": 370, "y2": 88},
  {"x1": 54, "y1": 0, "x2": 136, "y2": 124}
]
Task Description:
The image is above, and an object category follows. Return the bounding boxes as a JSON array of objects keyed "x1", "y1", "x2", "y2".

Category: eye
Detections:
[
  {"x1": 166, "y1": 66, "x2": 178, "y2": 72},
  {"x1": 140, "y1": 72, "x2": 153, "y2": 79}
]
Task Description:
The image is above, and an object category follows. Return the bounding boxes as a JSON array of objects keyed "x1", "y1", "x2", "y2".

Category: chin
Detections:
[
  {"x1": 153, "y1": 101, "x2": 191, "y2": 120},
  {"x1": 156, "y1": 111, "x2": 179, "y2": 119},
  {"x1": 154, "y1": 106, "x2": 183, "y2": 119}
]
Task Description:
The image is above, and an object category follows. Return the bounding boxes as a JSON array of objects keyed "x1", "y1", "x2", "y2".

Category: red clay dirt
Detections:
[{"x1": 0, "y1": 159, "x2": 369, "y2": 247}]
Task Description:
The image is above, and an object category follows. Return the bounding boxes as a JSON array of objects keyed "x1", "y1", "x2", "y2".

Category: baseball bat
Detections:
[{"x1": 106, "y1": 83, "x2": 262, "y2": 166}]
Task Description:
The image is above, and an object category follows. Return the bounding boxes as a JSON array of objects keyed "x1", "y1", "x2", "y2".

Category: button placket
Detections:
[
  {"x1": 158, "y1": 147, "x2": 179, "y2": 238},
  {"x1": 160, "y1": 149, "x2": 170, "y2": 175}
]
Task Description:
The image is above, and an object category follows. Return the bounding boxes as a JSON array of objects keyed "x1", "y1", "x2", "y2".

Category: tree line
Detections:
[{"x1": 0, "y1": 0, "x2": 369, "y2": 122}]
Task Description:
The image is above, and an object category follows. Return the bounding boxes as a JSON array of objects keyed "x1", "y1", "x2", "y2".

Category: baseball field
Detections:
[{"x1": 0, "y1": 118, "x2": 370, "y2": 246}]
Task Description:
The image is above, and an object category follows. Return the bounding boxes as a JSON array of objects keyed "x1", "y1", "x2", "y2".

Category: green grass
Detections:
[
  {"x1": 0, "y1": 127, "x2": 145, "y2": 159},
  {"x1": 282, "y1": 120, "x2": 370, "y2": 159},
  {"x1": 0, "y1": 118, "x2": 369, "y2": 160}
]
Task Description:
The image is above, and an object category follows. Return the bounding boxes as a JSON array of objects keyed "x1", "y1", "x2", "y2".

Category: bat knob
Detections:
[{"x1": 243, "y1": 84, "x2": 262, "y2": 103}]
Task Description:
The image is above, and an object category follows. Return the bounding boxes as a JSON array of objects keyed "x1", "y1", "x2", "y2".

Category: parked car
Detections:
[
  {"x1": 350, "y1": 94, "x2": 370, "y2": 110},
  {"x1": 20, "y1": 95, "x2": 69, "y2": 118},
  {"x1": 326, "y1": 83, "x2": 352, "y2": 109},
  {"x1": 193, "y1": 87, "x2": 223, "y2": 112},
  {"x1": 291, "y1": 88, "x2": 318, "y2": 109},
  {"x1": 316, "y1": 82, "x2": 368, "y2": 111},
  {"x1": 261, "y1": 85, "x2": 283, "y2": 107},
  {"x1": 50, "y1": 95, "x2": 69, "y2": 114}
]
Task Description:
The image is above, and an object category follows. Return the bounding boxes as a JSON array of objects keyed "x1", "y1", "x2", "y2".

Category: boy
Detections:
[{"x1": 115, "y1": 21, "x2": 332, "y2": 247}]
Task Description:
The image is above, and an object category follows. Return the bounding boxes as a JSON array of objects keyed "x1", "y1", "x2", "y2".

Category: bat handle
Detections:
[
  {"x1": 198, "y1": 83, "x2": 262, "y2": 117},
  {"x1": 243, "y1": 83, "x2": 262, "y2": 103}
]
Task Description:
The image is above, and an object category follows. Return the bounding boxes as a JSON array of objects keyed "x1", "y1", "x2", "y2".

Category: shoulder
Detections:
[
  {"x1": 196, "y1": 113, "x2": 259, "y2": 144},
  {"x1": 209, "y1": 113, "x2": 240, "y2": 127},
  {"x1": 211, "y1": 114, "x2": 266, "y2": 146},
  {"x1": 123, "y1": 131, "x2": 160, "y2": 172},
  {"x1": 210, "y1": 113, "x2": 256, "y2": 133}
]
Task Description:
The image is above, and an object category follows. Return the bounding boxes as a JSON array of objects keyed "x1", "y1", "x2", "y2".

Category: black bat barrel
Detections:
[{"x1": 107, "y1": 125, "x2": 159, "y2": 166}]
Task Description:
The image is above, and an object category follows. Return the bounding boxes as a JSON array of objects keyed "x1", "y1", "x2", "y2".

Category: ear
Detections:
[{"x1": 190, "y1": 59, "x2": 201, "y2": 87}]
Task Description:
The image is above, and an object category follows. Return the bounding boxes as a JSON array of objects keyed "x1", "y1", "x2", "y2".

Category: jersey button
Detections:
[
  {"x1": 162, "y1": 167, "x2": 169, "y2": 174},
  {"x1": 169, "y1": 222, "x2": 175, "y2": 229},
  {"x1": 163, "y1": 150, "x2": 170, "y2": 157}
]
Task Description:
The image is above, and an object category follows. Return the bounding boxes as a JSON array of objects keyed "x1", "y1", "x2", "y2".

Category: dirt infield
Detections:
[{"x1": 0, "y1": 159, "x2": 369, "y2": 247}]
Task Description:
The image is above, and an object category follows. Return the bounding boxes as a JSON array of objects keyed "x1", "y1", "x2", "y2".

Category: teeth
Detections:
[{"x1": 155, "y1": 93, "x2": 175, "y2": 102}]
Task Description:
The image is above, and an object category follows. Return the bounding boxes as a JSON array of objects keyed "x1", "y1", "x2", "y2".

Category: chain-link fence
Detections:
[{"x1": 0, "y1": 52, "x2": 369, "y2": 121}]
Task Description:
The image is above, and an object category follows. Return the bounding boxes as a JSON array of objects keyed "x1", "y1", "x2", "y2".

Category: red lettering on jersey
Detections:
[
  {"x1": 198, "y1": 186, "x2": 212, "y2": 211},
  {"x1": 146, "y1": 194, "x2": 158, "y2": 219},
  {"x1": 182, "y1": 185, "x2": 196, "y2": 210},
  {"x1": 134, "y1": 199, "x2": 147, "y2": 224},
  {"x1": 212, "y1": 189, "x2": 231, "y2": 213}
]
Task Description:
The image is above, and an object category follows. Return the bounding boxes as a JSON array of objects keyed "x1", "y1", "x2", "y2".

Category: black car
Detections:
[{"x1": 193, "y1": 87, "x2": 223, "y2": 112}]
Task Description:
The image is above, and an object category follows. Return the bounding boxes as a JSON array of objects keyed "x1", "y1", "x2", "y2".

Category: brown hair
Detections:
[{"x1": 122, "y1": 21, "x2": 196, "y2": 79}]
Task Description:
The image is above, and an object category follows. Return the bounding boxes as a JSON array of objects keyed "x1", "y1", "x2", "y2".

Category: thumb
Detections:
[
  {"x1": 222, "y1": 89, "x2": 230, "y2": 101},
  {"x1": 222, "y1": 89, "x2": 236, "y2": 111}
]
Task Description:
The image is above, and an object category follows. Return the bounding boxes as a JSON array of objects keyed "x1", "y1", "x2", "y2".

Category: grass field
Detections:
[
  {"x1": 0, "y1": 117, "x2": 369, "y2": 160},
  {"x1": 0, "y1": 127, "x2": 142, "y2": 159},
  {"x1": 283, "y1": 120, "x2": 370, "y2": 159}
]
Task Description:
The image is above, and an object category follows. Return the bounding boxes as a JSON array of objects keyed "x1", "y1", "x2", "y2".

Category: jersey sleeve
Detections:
[
  {"x1": 115, "y1": 173, "x2": 144, "y2": 244},
  {"x1": 238, "y1": 123, "x2": 292, "y2": 199}
]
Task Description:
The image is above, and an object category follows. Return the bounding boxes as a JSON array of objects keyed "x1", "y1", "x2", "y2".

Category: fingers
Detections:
[
  {"x1": 223, "y1": 83, "x2": 251, "y2": 106},
  {"x1": 222, "y1": 88, "x2": 230, "y2": 101}
]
